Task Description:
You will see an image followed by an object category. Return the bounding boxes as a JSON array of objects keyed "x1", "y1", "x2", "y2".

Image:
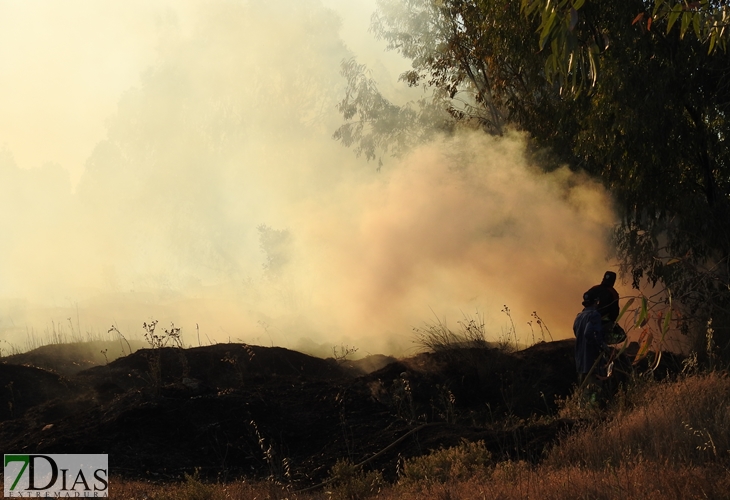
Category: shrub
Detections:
[
  {"x1": 398, "y1": 439, "x2": 492, "y2": 485},
  {"x1": 327, "y1": 459, "x2": 384, "y2": 500}
]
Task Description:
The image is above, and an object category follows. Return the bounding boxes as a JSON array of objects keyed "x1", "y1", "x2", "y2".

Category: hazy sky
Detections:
[
  {"x1": 0, "y1": 0, "x2": 409, "y2": 185},
  {"x1": 0, "y1": 0, "x2": 624, "y2": 356}
]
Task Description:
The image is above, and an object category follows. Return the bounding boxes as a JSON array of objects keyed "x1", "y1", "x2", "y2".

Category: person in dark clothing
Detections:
[
  {"x1": 585, "y1": 270, "x2": 626, "y2": 345},
  {"x1": 586, "y1": 271, "x2": 620, "y2": 323},
  {"x1": 573, "y1": 289, "x2": 610, "y2": 400}
]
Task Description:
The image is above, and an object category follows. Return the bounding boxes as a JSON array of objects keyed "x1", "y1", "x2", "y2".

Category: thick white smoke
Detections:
[{"x1": 0, "y1": 0, "x2": 623, "y2": 356}]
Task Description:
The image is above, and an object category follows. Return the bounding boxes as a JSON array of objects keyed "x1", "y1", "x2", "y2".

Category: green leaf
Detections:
[
  {"x1": 680, "y1": 11, "x2": 692, "y2": 39},
  {"x1": 661, "y1": 288, "x2": 673, "y2": 338},
  {"x1": 529, "y1": 0, "x2": 544, "y2": 16},
  {"x1": 635, "y1": 296, "x2": 648, "y2": 328},
  {"x1": 544, "y1": 55, "x2": 555, "y2": 83},
  {"x1": 693, "y1": 12, "x2": 701, "y2": 38},
  {"x1": 569, "y1": 7, "x2": 578, "y2": 31},
  {"x1": 617, "y1": 297, "x2": 635, "y2": 322},
  {"x1": 539, "y1": 10, "x2": 558, "y2": 49},
  {"x1": 652, "y1": 0, "x2": 665, "y2": 17},
  {"x1": 667, "y1": 4, "x2": 683, "y2": 34},
  {"x1": 572, "y1": 0, "x2": 585, "y2": 10},
  {"x1": 588, "y1": 47, "x2": 597, "y2": 86},
  {"x1": 522, "y1": 0, "x2": 541, "y2": 16},
  {"x1": 662, "y1": 308, "x2": 672, "y2": 335}
]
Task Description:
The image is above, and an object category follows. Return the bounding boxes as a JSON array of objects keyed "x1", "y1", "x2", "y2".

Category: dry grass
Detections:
[
  {"x1": 412, "y1": 312, "x2": 490, "y2": 352},
  {"x1": 113, "y1": 476, "x2": 296, "y2": 500},
  {"x1": 549, "y1": 372, "x2": 730, "y2": 468},
  {"x1": 113, "y1": 462, "x2": 730, "y2": 500},
  {"x1": 381, "y1": 462, "x2": 730, "y2": 500}
]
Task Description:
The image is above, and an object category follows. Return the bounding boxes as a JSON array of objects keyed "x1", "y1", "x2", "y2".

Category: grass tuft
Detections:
[{"x1": 413, "y1": 311, "x2": 488, "y2": 352}]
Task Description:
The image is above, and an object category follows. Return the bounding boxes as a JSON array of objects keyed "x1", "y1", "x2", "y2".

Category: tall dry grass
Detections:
[
  {"x1": 379, "y1": 462, "x2": 730, "y2": 500},
  {"x1": 113, "y1": 476, "x2": 295, "y2": 500},
  {"x1": 549, "y1": 371, "x2": 730, "y2": 468},
  {"x1": 114, "y1": 462, "x2": 730, "y2": 500}
]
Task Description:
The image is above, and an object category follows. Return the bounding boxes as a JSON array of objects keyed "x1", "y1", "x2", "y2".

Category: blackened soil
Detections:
[
  {"x1": 0, "y1": 340, "x2": 680, "y2": 487},
  {"x1": 3, "y1": 340, "x2": 147, "y2": 376}
]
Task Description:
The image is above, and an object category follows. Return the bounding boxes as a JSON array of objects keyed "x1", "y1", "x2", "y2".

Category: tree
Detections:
[
  {"x1": 258, "y1": 225, "x2": 292, "y2": 279},
  {"x1": 336, "y1": 0, "x2": 730, "y2": 356},
  {"x1": 332, "y1": 58, "x2": 455, "y2": 168},
  {"x1": 334, "y1": 0, "x2": 579, "y2": 161},
  {"x1": 522, "y1": 0, "x2": 730, "y2": 92},
  {"x1": 521, "y1": 0, "x2": 730, "y2": 354}
]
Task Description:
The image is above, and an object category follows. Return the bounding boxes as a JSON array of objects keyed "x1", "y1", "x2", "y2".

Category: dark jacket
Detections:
[{"x1": 573, "y1": 306, "x2": 606, "y2": 374}]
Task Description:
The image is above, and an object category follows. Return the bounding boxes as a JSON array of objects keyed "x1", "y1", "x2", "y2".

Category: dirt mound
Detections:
[
  {"x1": 77, "y1": 344, "x2": 348, "y2": 395},
  {"x1": 3, "y1": 340, "x2": 146, "y2": 376},
  {"x1": 339, "y1": 354, "x2": 398, "y2": 376},
  {"x1": 0, "y1": 364, "x2": 74, "y2": 421},
  {"x1": 0, "y1": 339, "x2": 681, "y2": 487},
  {"x1": 361, "y1": 340, "x2": 576, "y2": 420}
]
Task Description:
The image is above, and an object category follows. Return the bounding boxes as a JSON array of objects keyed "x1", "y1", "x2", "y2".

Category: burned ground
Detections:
[{"x1": 0, "y1": 339, "x2": 680, "y2": 487}]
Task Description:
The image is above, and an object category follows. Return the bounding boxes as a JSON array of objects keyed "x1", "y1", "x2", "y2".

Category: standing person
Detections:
[
  {"x1": 587, "y1": 271, "x2": 620, "y2": 323},
  {"x1": 586, "y1": 270, "x2": 625, "y2": 345},
  {"x1": 573, "y1": 289, "x2": 610, "y2": 402}
]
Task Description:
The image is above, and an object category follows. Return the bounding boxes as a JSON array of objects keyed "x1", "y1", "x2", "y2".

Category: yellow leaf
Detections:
[{"x1": 634, "y1": 329, "x2": 654, "y2": 365}]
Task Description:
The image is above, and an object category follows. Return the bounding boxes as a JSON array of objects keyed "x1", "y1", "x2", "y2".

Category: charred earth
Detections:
[{"x1": 0, "y1": 339, "x2": 680, "y2": 487}]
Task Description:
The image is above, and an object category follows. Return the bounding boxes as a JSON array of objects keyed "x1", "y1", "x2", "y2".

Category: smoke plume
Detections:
[{"x1": 0, "y1": 0, "x2": 623, "y2": 356}]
